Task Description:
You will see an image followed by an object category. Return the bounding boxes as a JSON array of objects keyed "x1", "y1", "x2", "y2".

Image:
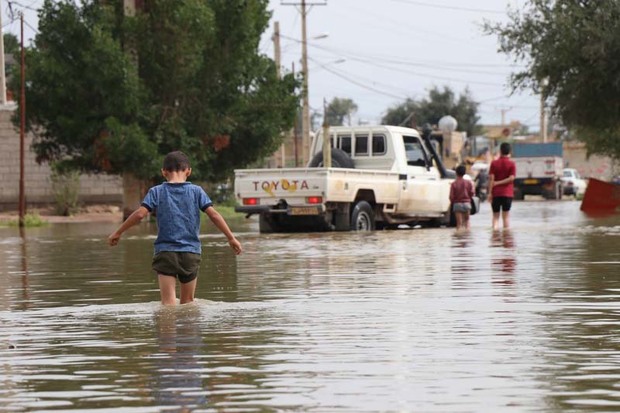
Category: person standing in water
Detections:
[
  {"x1": 488, "y1": 142, "x2": 516, "y2": 230},
  {"x1": 450, "y1": 164, "x2": 475, "y2": 230},
  {"x1": 108, "y1": 151, "x2": 242, "y2": 305}
]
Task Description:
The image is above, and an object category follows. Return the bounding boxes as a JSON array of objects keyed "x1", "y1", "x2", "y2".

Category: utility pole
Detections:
[
  {"x1": 322, "y1": 98, "x2": 331, "y2": 168},
  {"x1": 499, "y1": 107, "x2": 512, "y2": 127},
  {"x1": 292, "y1": 62, "x2": 299, "y2": 166},
  {"x1": 273, "y1": 22, "x2": 281, "y2": 77},
  {"x1": 300, "y1": 0, "x2": 310, "y2": 165},
  {"x1": 0, "y1": 0, "x2": 7, "y2": 104},
  {"x1": 273, "y1": 21, "x2": 286, "y2": 167},
  {"x1": 539, "y1": 78, "x2": 548, "y2": 143},
  {"x1": 18, "y1": 13, "x2": 25, "y2": 227},
  {"x1": 281, "y1": 0, "x2": 327, "y2": 165},
  {"x1": 540, "y1": 92, "x2": 547, "y2": 143}
]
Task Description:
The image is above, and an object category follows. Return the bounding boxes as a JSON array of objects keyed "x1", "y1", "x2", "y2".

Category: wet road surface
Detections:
[{"x1": 1, "y1": 200, "x2": 619, "y2": 412}]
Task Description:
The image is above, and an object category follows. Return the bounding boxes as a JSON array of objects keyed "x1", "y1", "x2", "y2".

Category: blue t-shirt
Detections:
[{"x1": 141, "y1": 182, "x2": 213, "y2": 254}]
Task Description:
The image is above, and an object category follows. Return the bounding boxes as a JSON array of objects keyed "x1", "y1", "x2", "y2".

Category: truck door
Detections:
[{"x1": 399, "y1": 135, "x2": 448, "y2": 214}]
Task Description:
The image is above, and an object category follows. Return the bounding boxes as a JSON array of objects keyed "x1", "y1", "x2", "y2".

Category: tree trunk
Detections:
[{"x1": 122, "y1": 173, "x2": 145, "y2": 219}]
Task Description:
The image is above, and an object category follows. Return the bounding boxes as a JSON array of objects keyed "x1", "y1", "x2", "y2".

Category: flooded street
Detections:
[{"x1": 1, "y1": 200, "x2": 620, "y2": 412}]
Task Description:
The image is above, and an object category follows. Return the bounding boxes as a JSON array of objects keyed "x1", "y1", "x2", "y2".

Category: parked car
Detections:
[{"x1": 561, "y1": 168, "x2": 587, "y2": 196}]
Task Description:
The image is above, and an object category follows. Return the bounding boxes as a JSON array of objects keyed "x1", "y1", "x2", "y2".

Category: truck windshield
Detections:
[{"x1": 403, "y1": 137, "x2": 427, "y2": 167}]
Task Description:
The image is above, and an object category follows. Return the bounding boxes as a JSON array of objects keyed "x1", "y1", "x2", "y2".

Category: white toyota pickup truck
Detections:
[{"x1": 234, "y1": 125, "x2": 456, "y2": 232}]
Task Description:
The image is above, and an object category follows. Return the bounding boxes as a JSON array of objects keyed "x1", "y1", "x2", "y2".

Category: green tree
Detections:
[
  {"x1": 3, "y1": 33, "x2": 19, "y2": 56},
  {"x1": 381, "y1": 86, "x2": 481, "y2": 137},
  {"x1": 485, "y1": 0, "x2": 620, "y2": 160},
  {"x1": 11, "y1": 0, "x2": 298, "y2": 182},
  {"x1": 325, "y1": 97, "x2": 358, "y2": 126}
]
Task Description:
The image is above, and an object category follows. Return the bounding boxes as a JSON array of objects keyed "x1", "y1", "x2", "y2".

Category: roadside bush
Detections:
[
  {"x1": 50, "y1": 165, "x2": 80, "y2": 216},
  {"x1": 5, "y1": 213, "x2": 47, "y2": 227}
]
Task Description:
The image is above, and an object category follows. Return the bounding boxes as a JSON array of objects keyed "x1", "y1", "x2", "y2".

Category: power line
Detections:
[
  {"x1": 390, "y1": 0, "x2": 507, "y2": 15},
  {"x1": 337, "y1": 2, "x2": 496, "y2": 53},
  {"x1": 300, "y1": 44, "x2": 510, "y2": 87},
  {"x1": 23, "y1": 18, "x2": 36, "y2": 34},
  {"x1": 280, "y1": 34, "x2": 522, "y2": 70},
  {"x1": 308, "y1": 56, "x2": 410, "y2": 96},
  {"x1": 319, "y1": 64, "x2": 408, "y2": 100}
]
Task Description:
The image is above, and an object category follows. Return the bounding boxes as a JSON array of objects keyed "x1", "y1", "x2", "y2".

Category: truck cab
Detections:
[{"x1": 310, "y1": 126, "x2": 450, "y2": 215}]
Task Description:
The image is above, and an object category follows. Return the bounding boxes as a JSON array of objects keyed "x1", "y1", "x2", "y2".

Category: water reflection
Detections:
[
  {"x1": 153, "y1": 304, "x2": 205, "y2": 410},
  {"x1": 18, "y1": 226, "x2": 31, "y2": 310},
  {"x1": 1, "y1": 202, "x2": 620, "y2": 411},
  {"x1": 491, "y1": 230, "x2": 516, "y2": 281},
  {"x1": 450, "y1": 230, "x2": 476, "y2": 287}
]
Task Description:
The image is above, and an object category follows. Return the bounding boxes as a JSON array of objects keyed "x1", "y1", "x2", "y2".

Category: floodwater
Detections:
[{"x1": 1, "y1": 201, "x2": 619, "y2": 412}]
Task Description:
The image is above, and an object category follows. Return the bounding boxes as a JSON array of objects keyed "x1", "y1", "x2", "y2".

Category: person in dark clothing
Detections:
[{"x1": 475, "y1": 168, "x2": 489, "y2": 202}]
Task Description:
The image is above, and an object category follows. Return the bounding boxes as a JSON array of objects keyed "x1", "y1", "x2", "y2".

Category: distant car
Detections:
[{"x1": 561, "y1": 168, "x2": 587, "y2": 196}]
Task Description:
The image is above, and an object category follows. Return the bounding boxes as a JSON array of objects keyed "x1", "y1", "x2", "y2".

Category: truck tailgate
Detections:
[
  {"x1": 515, "y1": 157, "x2": 563, "y2": 179},
  {"x1": 235, "y1": 168, "x2": 329, "y2": 207},
  {"x1": 235, "y1": 167, "x2": 400, "y2": 207}
]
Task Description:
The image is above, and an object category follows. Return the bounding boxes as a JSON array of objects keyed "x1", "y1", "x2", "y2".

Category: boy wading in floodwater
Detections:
[{"x1": 108, "y1": 151, "x2": 242, "y2": 305}]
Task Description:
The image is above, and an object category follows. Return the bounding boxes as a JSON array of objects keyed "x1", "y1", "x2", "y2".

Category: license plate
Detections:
[
  {"x1": 524, "y1": 179, "x2": 539, "y2": 184},
  {"x1": 289, "y1": 207, "x2": 319, "y2": 215}
]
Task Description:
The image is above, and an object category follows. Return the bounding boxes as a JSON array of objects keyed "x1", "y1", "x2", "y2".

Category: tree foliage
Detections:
[
  {"x1": 3, "y1": 33, "x2": 19, "y2": 56},
  {"x1": 12, "y1": 0, "x2": 299, "y2": 181},
  {"x1": 381, "y1": 86, "x2": 480, "y2": 137},
  {"x1": 485, "y1": 0, "x2": 620, "y2": 160},
  {"x1": 325, "y1": 97, "x2": 358, "y2": 126}
]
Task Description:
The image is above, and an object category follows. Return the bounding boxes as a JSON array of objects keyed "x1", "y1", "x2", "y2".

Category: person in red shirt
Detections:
[
  {"x1": 450, "y1": 165, "x2": 475, "y2": 230},
  {"x1": 489, "y1": 142, "x2": 516, "y2": 230}
]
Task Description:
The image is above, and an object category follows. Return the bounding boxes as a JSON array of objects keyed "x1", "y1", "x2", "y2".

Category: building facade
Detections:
[{"x1": 0, "y1": 106, "x2": 122, "y2": 211}]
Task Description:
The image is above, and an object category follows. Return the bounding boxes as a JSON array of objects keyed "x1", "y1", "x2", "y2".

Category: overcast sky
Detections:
[
  {"x1": 4, "y1": 0, "x2": 538, "y2": 134},
  {"x1": 261, "y1": 0, "x2": 539, "y2": 133}
]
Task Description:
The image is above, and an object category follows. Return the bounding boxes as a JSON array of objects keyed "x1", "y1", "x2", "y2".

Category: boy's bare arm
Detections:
[
  {"x1": 107, "y1": 206, "x2": 149, "y2": 246},
  {"x1": 204, "y1": 206, "x2": 242, "y2": 255}
]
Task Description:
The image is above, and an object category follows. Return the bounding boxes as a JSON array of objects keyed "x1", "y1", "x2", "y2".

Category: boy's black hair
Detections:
[
  {"x1": 162, "y1": 151, "x2": 191, "y2": 172},
  {"x1": 500, "y1": 142, "x2": 512, "y2": 156},
  {"x1": 455, "y1": 164, "x2": 466, "y2": 177}
]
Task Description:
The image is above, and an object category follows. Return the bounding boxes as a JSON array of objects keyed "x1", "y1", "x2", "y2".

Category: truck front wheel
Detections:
[{"x1": 350, "y1": 201, "x2": 375, "y2": 231}]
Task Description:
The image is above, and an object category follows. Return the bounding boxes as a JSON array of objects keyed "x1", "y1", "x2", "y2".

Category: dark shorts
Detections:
[
  {"x1": 152, "y1": 251, "x2": 201, "y2": 284},
  {"x1": 492, "y1": 196, "x2": 513, "y2": 213}
]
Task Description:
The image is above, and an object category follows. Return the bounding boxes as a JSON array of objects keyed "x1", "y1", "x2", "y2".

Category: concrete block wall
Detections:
[
  {"x1": 563, "y1": 142, "x2": 616, "y2": 181},
  {"x1": 0, "y1": 106, "x2": 122, "y2": 210}
]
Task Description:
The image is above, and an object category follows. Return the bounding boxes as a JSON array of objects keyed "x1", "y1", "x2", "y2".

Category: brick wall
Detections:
[{"x1": 0, "y1": 106, "x2": 122, "y2": 210}]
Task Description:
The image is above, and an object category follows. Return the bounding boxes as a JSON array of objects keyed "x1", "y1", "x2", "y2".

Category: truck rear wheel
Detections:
[
  {"x1": 259, "y1": 213, "x2": 276, "y2": 233},
  {"x1": 513, "y1": 187, "x2": 524, "y2": 201},
  {"x1": 309, "y1": 148, "x2": 355, "y2": 168},
  {"x1": 350, "y1": 201, "x2": 375, "y2": 231},
  {"x1": 543, "y1": 181, "x2": 563, "y2": 200}
]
